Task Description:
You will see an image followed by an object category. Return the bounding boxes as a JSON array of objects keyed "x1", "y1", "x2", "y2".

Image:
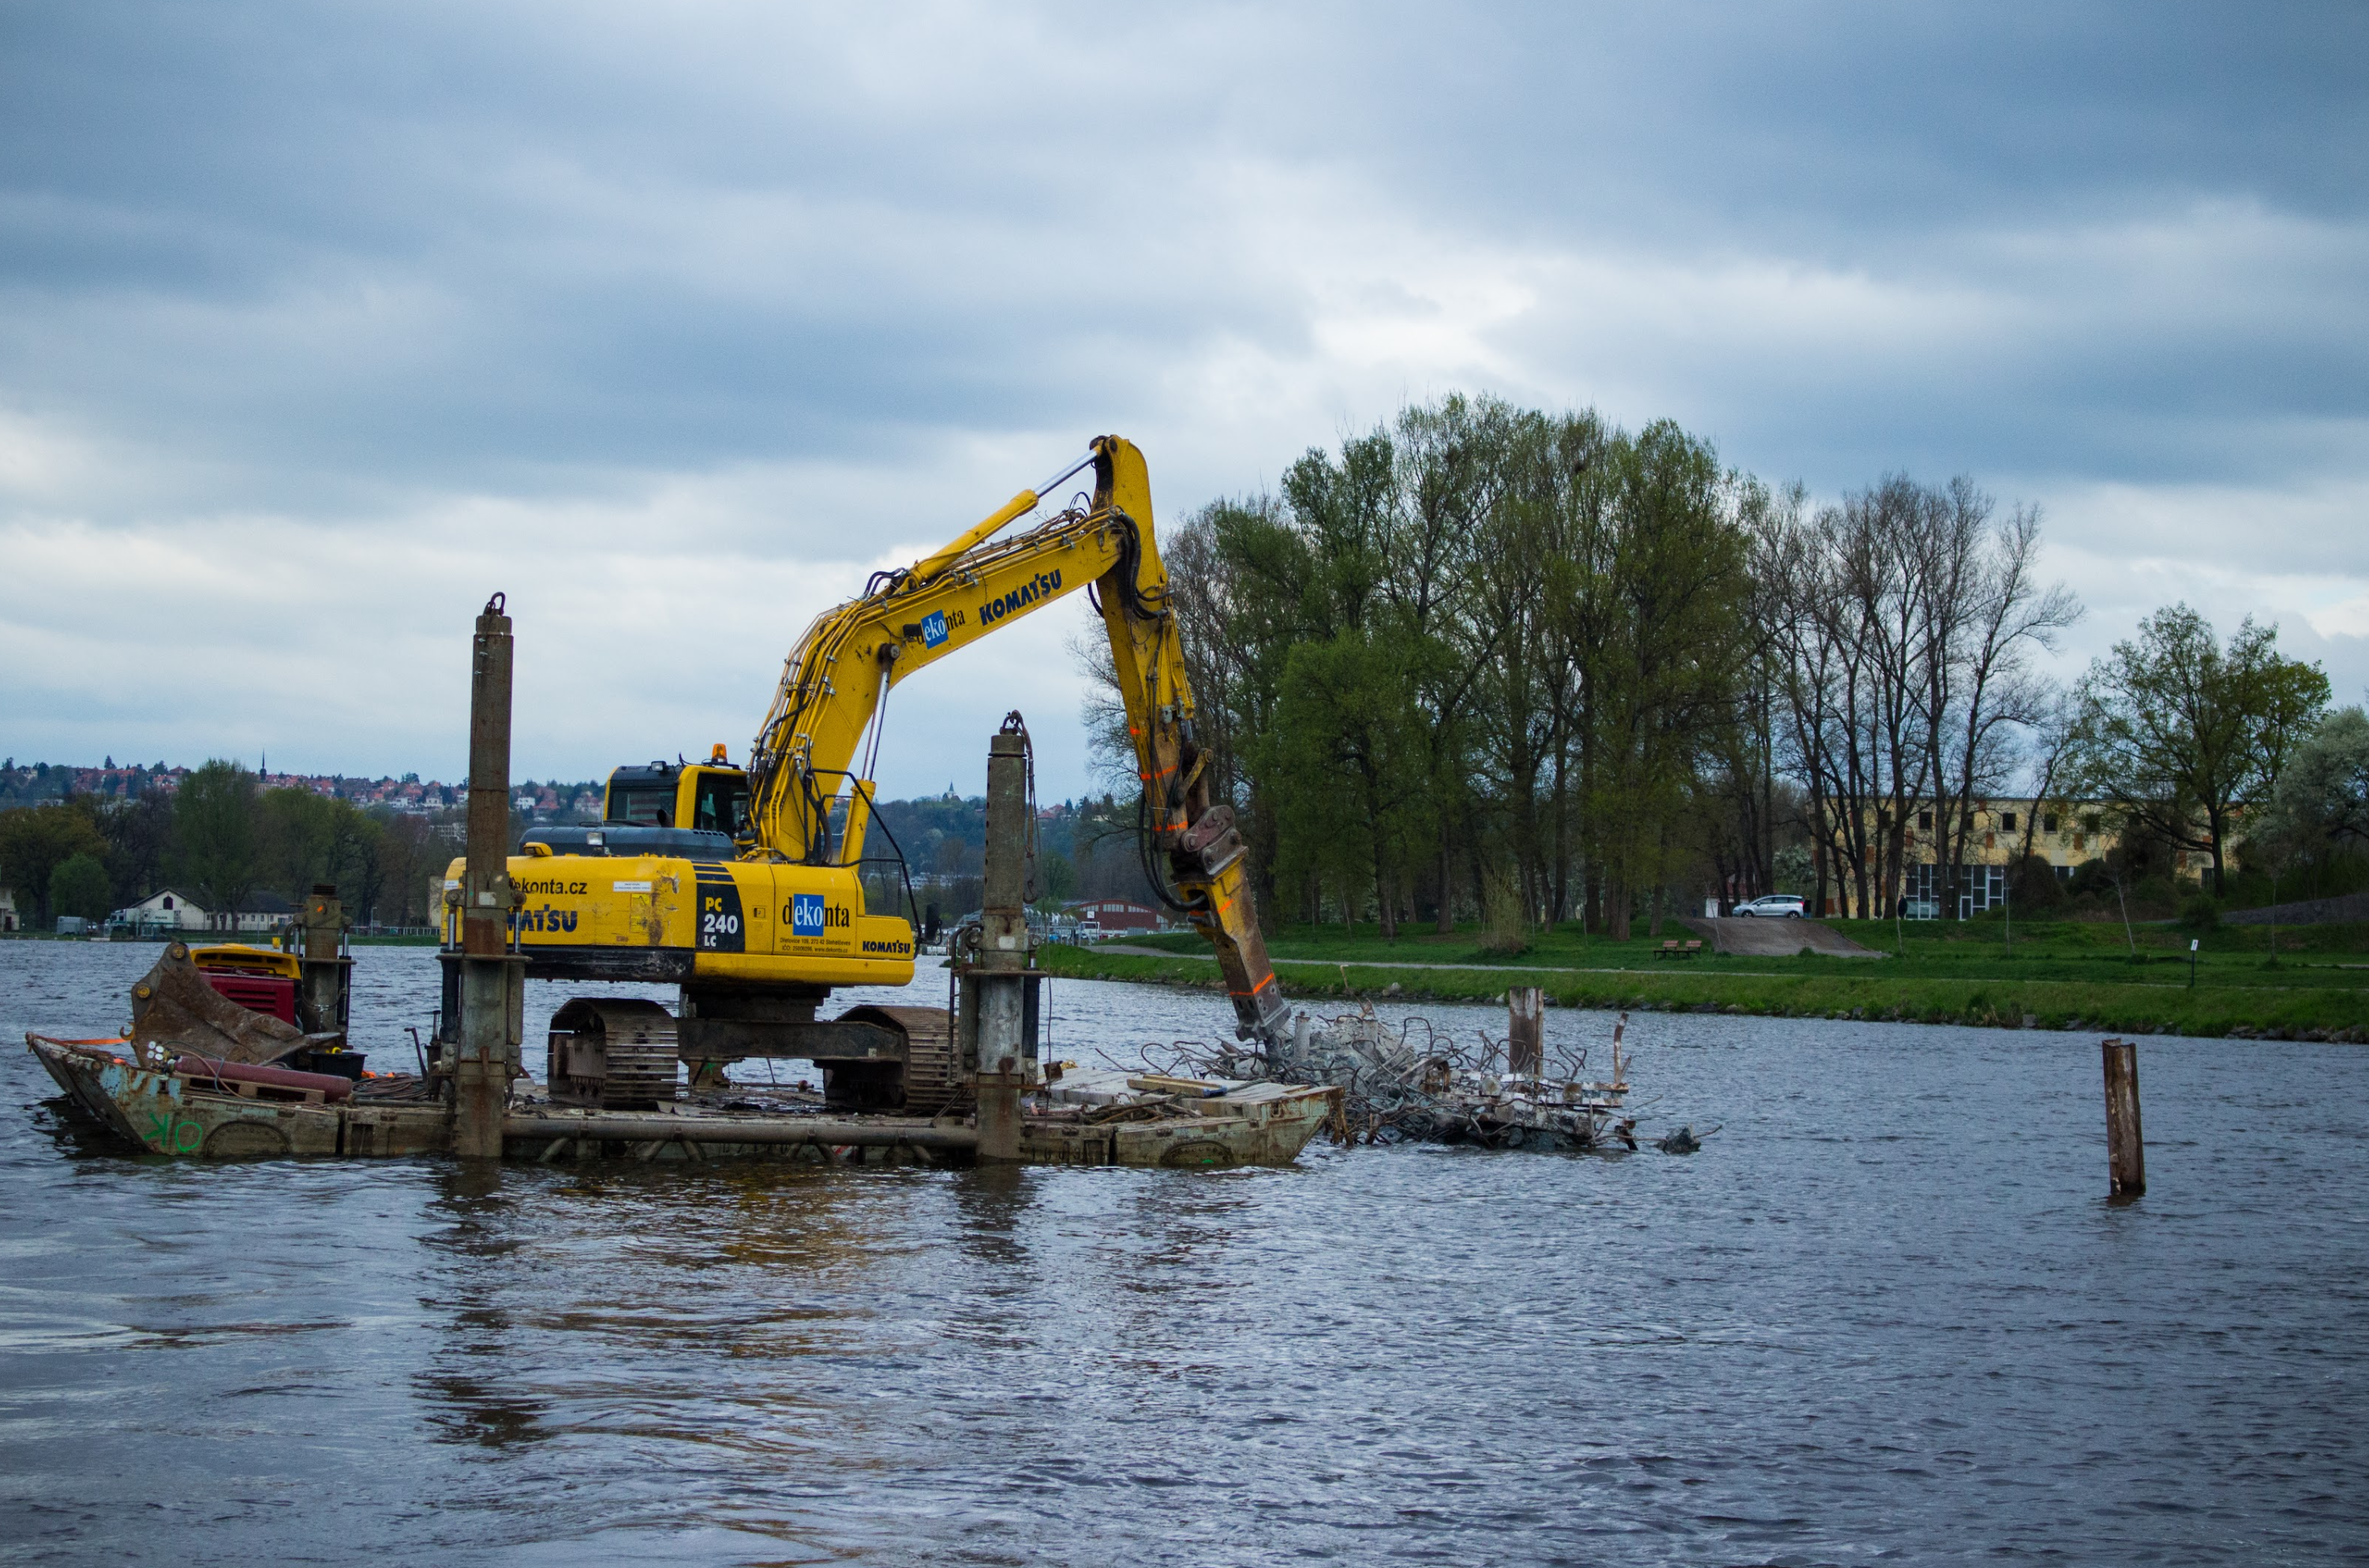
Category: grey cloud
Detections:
[
  {"x1": 4, "y1": 2, "x2": 2351, "y2": 508},
  {"x1": 0, "y1": 1, "x2": 2362, "y2": 785}
]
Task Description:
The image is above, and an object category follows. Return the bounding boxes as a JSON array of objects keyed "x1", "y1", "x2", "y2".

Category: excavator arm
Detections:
[{"x1": 744, "y1": 436, "x2": 1292, "y2": 1051}]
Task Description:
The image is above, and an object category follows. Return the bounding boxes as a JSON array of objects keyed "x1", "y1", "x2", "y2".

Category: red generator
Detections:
[{"x1": 191, "y1": 945, "x2": 301, "y2": 1025}]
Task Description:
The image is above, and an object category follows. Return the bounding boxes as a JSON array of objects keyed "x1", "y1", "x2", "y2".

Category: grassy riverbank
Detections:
[{"x1": 1038, "y1": 916, "x2": 2369, "y2": 1041}]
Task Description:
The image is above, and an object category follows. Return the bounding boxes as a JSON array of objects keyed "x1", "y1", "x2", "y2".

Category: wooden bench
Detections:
[{"x1": 1654, "y1": 940, "x2": 1706, "y2": 960}]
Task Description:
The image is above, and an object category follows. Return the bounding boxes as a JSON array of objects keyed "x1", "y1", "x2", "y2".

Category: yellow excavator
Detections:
[{"x1": 440, "y1": 436, "x2": 1287, "y2": 1110}]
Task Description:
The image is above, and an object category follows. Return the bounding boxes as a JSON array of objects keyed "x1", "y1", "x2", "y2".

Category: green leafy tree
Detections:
[
  {"x1": 369, "y1": 810, "x2": 444, "y2": 927},
  {"x1": 2066, "y1": 606, "x2": 2330, "y2": 889},
  {"x1": 342, "y1": 809, "x2": 388, "y2": 922},
  {"x1": 1072, "y1": 395, "x2": 1768, "y2": 937},
  {"x1": 259, "y1": 786, "x2": 341, "y2": 902},
  {"x1": 170, "y1": 760, "x2": 261, "y2": 922},
  {"x1": 1383, "y1": 396, "x2": 1531, "y2": 930},
  {"x1": 88, "y1": 791, "x2": 174, "y2": 904},
  {"x1": 2238, "y1": 798, "x2": 2321, "y2": 963},
  {"x1": 1035, "y1": 849, "x2": 1080, "y2": 905},
  {"x1": 1270, "y1": 631, "x2": 1435, "y2": 934},
  {"x1": 255, "y1": 786, "x2": 389, "y2": 917},
  {"x1": 2244, "y1": 705, "x2": 2369, "y2": 941},
  {"x1": 50, "y1": 851, "x2": 111, "y2": 922},
  {"x1": 1584, "y1": 420, "x2": 1753, "y2": 937},
  {"x1": 2264, "y1": 705, "x2": 2369, "y2": 847},
  {"x1": 0, "y1": 805, "x2": 109, "y2": 923},
  {"x1": 1469, "y1": 411, "x2": 1600, "y2": 928}
]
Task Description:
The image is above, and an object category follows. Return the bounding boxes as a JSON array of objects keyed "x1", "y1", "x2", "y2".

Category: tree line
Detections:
[
  {"x1": 1087, "y1": 393, "x2": 2360, "y2": 937},
  {"x1": 0, "y1": 762, "x2": 456, "y2": 930},
  {"x1": 11, "y1": 392, "x2": 2356, "y2": 940}
]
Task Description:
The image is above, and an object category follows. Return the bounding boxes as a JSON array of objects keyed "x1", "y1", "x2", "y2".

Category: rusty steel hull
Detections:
[
  {"x1": 27, "y1": 1035, "x2": 1333, "y2": 1169},
  {"x1": 29, "y1": 1035, "x2": 424, "y2": 1158}
]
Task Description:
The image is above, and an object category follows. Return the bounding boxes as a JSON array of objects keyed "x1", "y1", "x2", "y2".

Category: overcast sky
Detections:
[{"x1": 2, "y1": 2, "x2": 2363, "y2": 800}]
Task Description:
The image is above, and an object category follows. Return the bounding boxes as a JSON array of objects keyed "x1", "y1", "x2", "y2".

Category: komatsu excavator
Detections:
[{"x1": 439, "y1": 436, "x2": 1288, "y2": 1111}]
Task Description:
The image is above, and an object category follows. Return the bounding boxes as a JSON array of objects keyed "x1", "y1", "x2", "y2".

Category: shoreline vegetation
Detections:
[
  {"x1": 11, "y1": 925, "x2": 2357, "y2": 1040},
  {"x1": 1038, "y1": 919, "x2": 2369, "y2": 1043}
]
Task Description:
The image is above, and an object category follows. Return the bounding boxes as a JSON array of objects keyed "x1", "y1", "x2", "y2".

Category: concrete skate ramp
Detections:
[{"x1": 1679, "y1": 917, "x2": 1883, "y2": 958}]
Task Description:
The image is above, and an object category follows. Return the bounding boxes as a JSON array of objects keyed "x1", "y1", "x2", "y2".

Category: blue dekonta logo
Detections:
[
  {"x1": 792, "y1": 893, "x2": 825, "y2": 936},
  {"x1": 919, "y1": 610, "x2": 949, "y2": 648},
  {"x1": 979, "y1": 569, "x2": 1062, "y2": 626}
]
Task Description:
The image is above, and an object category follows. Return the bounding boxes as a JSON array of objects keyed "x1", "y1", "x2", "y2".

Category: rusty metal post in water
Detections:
[
  {"x1": 963, "y1": 716, "x2": 1041, "y2": 1162},
  {"x1": 1507, "y1": 986, "x2": 1544, "y2": 1079},
  {"x1": 452, "y1": 594, "x2": 526, "y2": 1160},
  {"x1": 2102, "y1": 1039, "x2": 2145, "y2": 1197},
  {"x1": 296, "y1": 884, "x2": 352, "y2": 1040}
]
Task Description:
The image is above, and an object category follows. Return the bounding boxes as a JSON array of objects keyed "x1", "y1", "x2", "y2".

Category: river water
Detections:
[{"x1": 3, "y1": 940, "x2": 2364, "y2": 1565}]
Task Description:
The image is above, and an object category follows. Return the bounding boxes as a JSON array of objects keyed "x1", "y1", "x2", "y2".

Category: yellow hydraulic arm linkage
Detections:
[{"x1": 746, "y1": 436, "x2": 1291, "y2": 1050}]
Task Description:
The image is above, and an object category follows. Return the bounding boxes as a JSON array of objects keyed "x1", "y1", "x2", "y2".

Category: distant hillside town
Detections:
[{"x1": 0, "y1": 758, "x2": 603, "y2": 818}]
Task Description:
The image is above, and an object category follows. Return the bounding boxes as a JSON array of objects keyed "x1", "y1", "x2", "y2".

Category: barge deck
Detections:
[{"x1": 28, "y1": 1034, "x2": 1337, "y2": 1169}]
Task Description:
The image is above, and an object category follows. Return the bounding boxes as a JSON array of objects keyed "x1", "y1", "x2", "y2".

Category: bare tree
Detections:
[
  {"x1": 2016, "y1": 686, "x2": 2080, "y2": 869},
  {"x1": 1914, "y1": 482, "x2": 2082, "y2": 915},
  {"x1": 1757, "y1": 474, "x2": 2077, "y2": 921}
]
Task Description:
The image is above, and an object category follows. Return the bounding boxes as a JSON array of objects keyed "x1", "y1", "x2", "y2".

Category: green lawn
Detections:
[{"x1": 1038, "y1": 915, "x2": 2369, "y2": 1041}]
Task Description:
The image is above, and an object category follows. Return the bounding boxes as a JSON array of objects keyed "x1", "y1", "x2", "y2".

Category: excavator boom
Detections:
[{"x1": 745, "y1": 436, "x2": 1289, "y2": 1048}]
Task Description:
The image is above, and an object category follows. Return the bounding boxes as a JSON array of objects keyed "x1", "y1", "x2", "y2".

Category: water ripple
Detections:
[{"x1": 1, "y1": 941, "x2": 2365, "y2": 1563}]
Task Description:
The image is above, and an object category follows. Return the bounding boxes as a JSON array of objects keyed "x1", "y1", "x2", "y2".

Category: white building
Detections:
[
  {"x1": 112, "y1": 889, "x2": 211, "y2": 933},
  {"x1": 0, "y1": 886, "x2": 17, "y2": 933},
  {"x1": 230, "y1": 892, "x2": 297, "y2": 933},
  {"x1": 110, "y1": 889, "x2": 296, "y2": 934}
]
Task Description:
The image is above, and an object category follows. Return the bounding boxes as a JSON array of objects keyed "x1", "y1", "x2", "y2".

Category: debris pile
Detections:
[{"x1": 1139, "y1": 1007, "x2": 1647, "y2": 1152}]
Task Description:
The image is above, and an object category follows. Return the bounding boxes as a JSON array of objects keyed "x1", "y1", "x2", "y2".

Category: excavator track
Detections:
[
  {"x1": 547, "y1": 997, "x2": 680, "y2": 1110},
  {"x1": 838, "y1": 1004, "x2": 968, "y2": 1115}
]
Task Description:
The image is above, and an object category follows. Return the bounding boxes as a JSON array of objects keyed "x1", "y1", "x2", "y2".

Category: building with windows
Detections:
[
  {"x1": 1896, "y1": 803, "x2": 2098, "y2": 919},
  {"x1": 1817, "y1": 800, "x2": 2198, "y2": 919}
]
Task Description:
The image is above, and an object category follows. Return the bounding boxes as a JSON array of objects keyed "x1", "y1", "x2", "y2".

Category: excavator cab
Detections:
[{"x1": 602, "y1": 748, "x2": 752, "y2": 839}]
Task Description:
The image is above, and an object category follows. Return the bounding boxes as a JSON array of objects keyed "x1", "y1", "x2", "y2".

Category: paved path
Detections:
[
  {"x1": 1083, "y1": 942, "x2": 2319, "y2": 994},
  {"x1": 1090, "y1": 944, "x2": 1850, "y2": 980},
  {"x1": 1679, "y1": 917, "x2": 1884, "y2": 958}
]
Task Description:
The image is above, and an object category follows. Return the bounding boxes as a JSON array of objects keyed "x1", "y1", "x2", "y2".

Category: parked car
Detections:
[{"x1": 1732, "y1": 894, "x2": 1806, "y2": 919}]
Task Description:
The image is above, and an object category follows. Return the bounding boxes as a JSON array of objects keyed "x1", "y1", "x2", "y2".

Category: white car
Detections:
[{"x1": 1732, "y1": 894, "x2": 1806, "y2": 919}]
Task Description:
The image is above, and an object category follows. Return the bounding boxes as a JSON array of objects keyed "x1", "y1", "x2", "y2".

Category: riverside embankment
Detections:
[{"x1": 1042, "y1": 918, "x2": 2369, "y2": 1041}]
